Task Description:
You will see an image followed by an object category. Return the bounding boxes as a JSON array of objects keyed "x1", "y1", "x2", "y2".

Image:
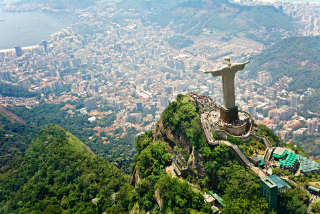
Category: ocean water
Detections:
[{"x1": 0, "y1": 5, "x2": 78, "y2": 50}]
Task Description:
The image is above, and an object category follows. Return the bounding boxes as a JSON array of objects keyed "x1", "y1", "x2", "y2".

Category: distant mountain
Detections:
[
  {"x1": 15, "y1": 0, "x2": 97, "y2": 9},
  {"x1": 0, "y1": 124, "x2": 127, "y2": 213},
  {"x1": 120, "y1": 0, "x2": 296, "y2": 44}
]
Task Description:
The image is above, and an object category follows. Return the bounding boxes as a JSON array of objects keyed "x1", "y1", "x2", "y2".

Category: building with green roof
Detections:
[
  {"x1": 260, "y1": 175, "x2": 291, "y2": 211},
  {"x1": 209, "y1": 190, "x2": 225, "y2": 207},
  {"x1": 297, "y1": 154, "x2": 319, "y2": 174}
]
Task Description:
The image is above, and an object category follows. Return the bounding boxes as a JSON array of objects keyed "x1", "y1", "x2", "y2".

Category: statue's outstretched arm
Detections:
[
  {"x1": 231, "y1": 61, "x2": 250, "y2": 73},
  {"x1": 201, "y1": 67, "x2": 227, "y2": 77}
]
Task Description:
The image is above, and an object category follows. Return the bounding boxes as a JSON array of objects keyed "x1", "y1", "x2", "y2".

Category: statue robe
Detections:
[{"x1": 209, "y1": 63, "x2": 246, "y2": 109}]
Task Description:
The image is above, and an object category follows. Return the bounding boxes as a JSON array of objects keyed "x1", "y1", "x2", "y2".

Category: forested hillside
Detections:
[
  {"x1": 0, "y1": 102, "x2": 137, "y2": 174},
  {"x1": 120, "y1": 0, "x2": 295, "y2": 44},
  {"x1": 0, "y1": 124, "x2": 128, "y2": 213},
  {"x1": 0, "y1": 94, "x2": 311, "y2": 213},
  {"x1": 0, "y1": 82, "x2": 38, "y2": 98},
  {"x1": 248, "y1": 36, "x2": 320, "y2": 114},
  {"x1": 249, "y1": 36, "x2": 320, "y2": 92}
]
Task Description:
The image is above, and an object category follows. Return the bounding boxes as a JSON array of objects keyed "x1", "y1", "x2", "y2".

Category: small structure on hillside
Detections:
[
  {"x1": 260, "y1": 175, "x2": 291, "y2": 211},
  {"x1": 272, "y1": 147, "x2": 288, "y2": 159},
  {"x1": 297, "y1": 154, "x2": 320, "y2": 174},
  {"x1": 171, "y1": 150, "x2": 188, "y2": 177},
  {"x1": 209, "y1": 190, "x2": 225, "y2": 208},
  {"x1": 308, "y1": 182, "x2": 320, "y2": 195}
]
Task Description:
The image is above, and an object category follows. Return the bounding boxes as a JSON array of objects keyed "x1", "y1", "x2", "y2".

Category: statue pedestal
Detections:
[{"x1": 220, "y1": 106, "x2": 239, "y2": 122}]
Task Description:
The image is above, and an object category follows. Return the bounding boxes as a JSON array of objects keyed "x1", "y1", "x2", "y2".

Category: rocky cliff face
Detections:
[
  {"x1": 154, "y1": 96, "x2": 202, "y2": 156},
  {"x1": 155, "y1": 118, "x2": 192, "y2": 155},
  {"x1": 129, "y1": 166, "x2": 141, "y2": 188},
  {"x1": 187, "y1": 147, "x2": 207, "y2": 180},
  {"x1": 154, "y1": 96, "x2": 207, "y2": 180}
]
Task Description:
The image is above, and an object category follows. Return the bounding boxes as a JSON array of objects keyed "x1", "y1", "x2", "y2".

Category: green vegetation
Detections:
[
  {"x1": 279, "y1": 187, "x2": 309, "y2": 214},
  {"x1": 120, "y1": 0, "x2": 295, "y2": 44},
  {"x1": 226, "y1": 136, "x2": 266, "y2": 157},
  {"x1": 161, "y1": 94, "x2": 205, "y2": 149},
  {"x1": 218, "y1": 162, "x2": 270, "y2": 213},
  {"x1": 272, "y1": 167, "x2": 284, "y2": 177},
  {"x1": 312, "y1": 198, "x2": 320, "y2": 213},
  {"x1": 73, "y1": 24, "x2": 96, "y2": 36},
  {"x1": 212, "y1": 132, "x2": 220, "y2": 140},
  {"x1": 249, "y1": 37, "x2": 320, "y2": 94},
  {"x1": 0, "y1": 82, "x2": 38, "y2": 98},
  {"x1": 0, "y1": 113, "x2": 31, "y2": 173},
  {"x1": 227, "y1": 136, "x2": 243, "y2": 145},
  {"x1": 303, "y1": 89, "x2": 320, "y2": 114},
  {"x1": 0, "y1": 92, "x2": 313, "y2": 213},
  {"x1": 255, "y1": 124, "x2": 281, "y2": 147},
  {"x1": 282, "y1": 142, "x2": 309, "y2": 158},
  {"x1": 199, "y1": 145, "x2": 271, "y2": 213},
  {"x1": 135, "y1": 141, "x2": 172, "y2": 179},
  {"x1": 160, "y1": 95, "x2": 274, "y2": 213},
  {"x1": 240, "y1": 139, "x2": 266, "y2": 157},
  {"x1": 284, "y1": 132, "x2": 320, "y2": 157},
  {"x1": 3, "y1": 103, "x2": 138, "y2": 174},
  {"x1": 0, "y1": 124, "x2": 127, "y2": 213},
  {"x1": 165, "y1": 36, "x2": 194, "y2": 49},
  {"x1": 123, "y1": 131, "x2": 211, "y2": 213}
]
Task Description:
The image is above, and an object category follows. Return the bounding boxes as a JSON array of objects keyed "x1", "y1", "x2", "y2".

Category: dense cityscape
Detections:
[{"x1": 0, "y1": 1, "x2": 319, "y2": 155}]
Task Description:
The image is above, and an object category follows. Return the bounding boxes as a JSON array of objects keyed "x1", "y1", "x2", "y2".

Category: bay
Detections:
[{"x1": 0, "y1": 5, "x2": 78, "y2": 50}]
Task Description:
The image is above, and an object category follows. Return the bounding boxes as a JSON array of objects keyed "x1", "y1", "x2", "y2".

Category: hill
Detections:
[
  {"x1": 249, "y1": 36, "x2": 320, "y2": 92},
  {"x1": 0, "y1": 112, "x2": 31, "y2": 174},
  {"x1": 247, "y1": 36, "x2": 320, "y2": 114},
  {"x1": 1, "y1": 102, "x2": 138, "y2": 174},
  {"x1": 0, "y1": 94, "x2": 311, "y2": 213},
  {"x1": 119, "y1": 0, "x2": 295, "y2": 44},
  {"x1": 0, "y1": 105, "x2": 26, "y2": 125},
  {"x1": 0, "y1": 124, "x2": 128, "y2": 213},
  {"x1": 0, "y1": 82, "x2": 38, "y2": 98},
  {"x1": 152, "y1": 94, "x2": 309, "y2": 213}
]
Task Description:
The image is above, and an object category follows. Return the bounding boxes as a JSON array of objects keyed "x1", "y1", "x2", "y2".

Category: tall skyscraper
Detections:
[
  {"x1": 43, "y1": 40, "x2": 48, "y2": 52},
  {"x1": 15, "y1": 46, "x2": 22, "y2": 57},
  {"x1": 145, "y1": 0, "x2": 151, "y2": 11}
]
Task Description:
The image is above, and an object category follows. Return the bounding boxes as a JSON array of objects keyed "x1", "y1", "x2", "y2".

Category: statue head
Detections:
[{"x1": 224, "y1": 57, "x2": 232, "y2": 66}]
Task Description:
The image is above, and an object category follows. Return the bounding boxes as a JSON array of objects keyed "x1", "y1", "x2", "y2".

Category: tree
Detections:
[
  {"x1": 312, "y1": 198, "x2": 320, "y2": 213},
  {"x1": 272, "y1": 168, "x2": 283, "y2": 177}
]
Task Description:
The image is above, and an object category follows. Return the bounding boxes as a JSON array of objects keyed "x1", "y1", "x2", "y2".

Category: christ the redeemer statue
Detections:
[{"x1": 203, "y1": 57, "x2": 250, "y2": 109}]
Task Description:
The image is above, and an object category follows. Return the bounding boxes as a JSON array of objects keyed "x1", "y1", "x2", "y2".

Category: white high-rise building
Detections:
[
  {"x1": 258, "y1": 71, "x2": 272, "y2": 87},
  {"x1": 291, "y1": 94, "x2": 300, "y2": 109}
]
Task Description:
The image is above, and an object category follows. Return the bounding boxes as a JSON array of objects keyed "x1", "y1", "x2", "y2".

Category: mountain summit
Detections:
[{"x1": 0, "y1": 124, "x2": 127, "y2": 213}]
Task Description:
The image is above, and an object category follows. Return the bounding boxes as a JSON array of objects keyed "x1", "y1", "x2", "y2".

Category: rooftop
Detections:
[{"x1": 262, "y1": 175, "x2": 291, "y2": 189}]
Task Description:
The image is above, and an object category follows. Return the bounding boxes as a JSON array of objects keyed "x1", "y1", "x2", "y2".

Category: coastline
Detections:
[{"x1": 0, "y1": 45, "x2": 40, "y2": 53}]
